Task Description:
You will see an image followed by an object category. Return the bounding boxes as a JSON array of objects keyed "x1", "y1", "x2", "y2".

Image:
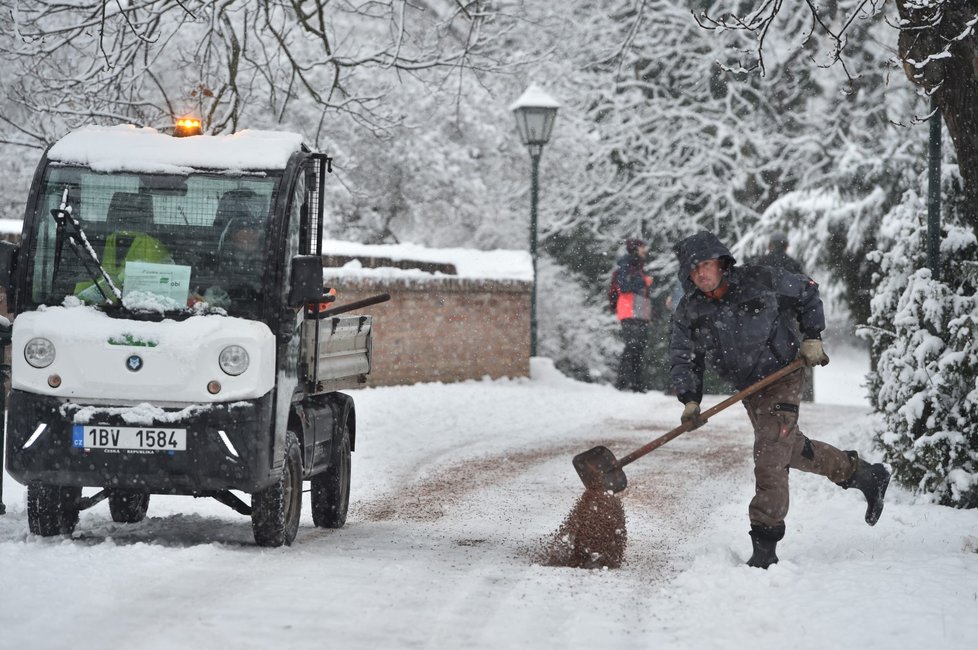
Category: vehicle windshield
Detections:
[{"x1": 26, "y1": 165, "x2": 280, "y2": 319}]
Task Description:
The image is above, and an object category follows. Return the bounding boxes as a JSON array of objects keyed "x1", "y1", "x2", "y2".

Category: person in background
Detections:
[
  {"x1": 193, "y1": 192, "x2": 267, "y2": 308},
  {"x1": 751, "y1": 231, "x2": 813, "y2": 401},
  {"x1": 608, "y1": 237, "x2": 653, "y2": 392},
  {"x1": 669, "y1": 231, "x2": 890, "y2": 569},
  {"x1": 75, "y1": 192, "x2": 173, "y2": 303},
  {"x1": 201, "y1": 214, "x2": 266, "y2": 307},
  {"x1": 660, "y1": 280, "x2": 686, "y2": 396},
  {"x1": 753, "y1": 230, "x2": 803, "y2": 274}
]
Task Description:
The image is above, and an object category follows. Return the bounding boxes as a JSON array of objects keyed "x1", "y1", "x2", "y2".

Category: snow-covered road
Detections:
[{"x1": 2, "y1": 359, "x2": 977, "y2": 649}]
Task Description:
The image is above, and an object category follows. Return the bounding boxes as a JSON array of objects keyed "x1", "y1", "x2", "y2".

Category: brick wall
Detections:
[{"x1": 326, "y1": 276, "x2": 532, "y2": 386}]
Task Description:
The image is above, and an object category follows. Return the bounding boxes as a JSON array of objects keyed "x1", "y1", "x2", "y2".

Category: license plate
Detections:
[{"x1": 72, "y1": 425, "x2": 187, "y2": 451}]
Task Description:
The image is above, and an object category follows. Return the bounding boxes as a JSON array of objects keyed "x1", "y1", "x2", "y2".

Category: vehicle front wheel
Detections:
[
  {"x1": 311, "y1": 419, "x2": 351, "y2": 529},
  {"x1": 251, "y1": 430, "x2": 303, "y2": 547},
  {"x1": 27, "y1": 482, "x2": 82, "y2": 536},
  {"x1": 108, "y1": 490, "x2": 150, "y2": 523}
]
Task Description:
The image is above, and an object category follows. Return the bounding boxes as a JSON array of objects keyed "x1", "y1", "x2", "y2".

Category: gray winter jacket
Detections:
[{"x1": 669, "y1": 232, "x2": 824, "y2": 404}]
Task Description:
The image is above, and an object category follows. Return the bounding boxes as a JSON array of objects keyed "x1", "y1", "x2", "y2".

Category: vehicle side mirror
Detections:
[
  {"x1": 288, "y1": 254, "x2": 324, "y2": 307},
  {"x1": 0, "y1": 240, "x2": 19, "y2": 302}
]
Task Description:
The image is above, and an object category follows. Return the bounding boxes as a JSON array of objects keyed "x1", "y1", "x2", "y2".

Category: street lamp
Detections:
[
  {"x1": 0, "y1": 320, "x2": 9, "y2": 515},
  {"x1": 510, "y1": 84, "x2": 559, "y2": 358}
]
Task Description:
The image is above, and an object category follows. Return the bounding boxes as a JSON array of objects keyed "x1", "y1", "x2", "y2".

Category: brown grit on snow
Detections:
[{"x1": 537, "y1": 488, "x2": 627, "y2": 569}]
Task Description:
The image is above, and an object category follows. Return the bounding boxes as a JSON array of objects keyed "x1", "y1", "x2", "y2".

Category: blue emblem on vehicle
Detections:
[{"x1": 126, "y1": 355, "x2": 143, "y2": 372}]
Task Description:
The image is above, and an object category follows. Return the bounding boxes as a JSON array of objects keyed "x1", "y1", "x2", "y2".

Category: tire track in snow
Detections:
[{"x1": 351, "y1": 439, "x2": 636, "y2": 522}]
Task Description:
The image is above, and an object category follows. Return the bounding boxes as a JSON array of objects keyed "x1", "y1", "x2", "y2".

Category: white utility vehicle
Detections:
[{"x1": 0, "y1": 123, "x2": 384, "y2": 546}]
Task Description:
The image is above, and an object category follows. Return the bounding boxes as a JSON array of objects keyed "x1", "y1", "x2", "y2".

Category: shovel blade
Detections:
[{"x1": 572, "y1": 445, "x2": 628, "y2": 493}]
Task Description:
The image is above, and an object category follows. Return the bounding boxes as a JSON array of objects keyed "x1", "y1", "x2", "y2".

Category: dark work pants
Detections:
[
  {"x1": 743, "y1": 368, "x2": 856, "y2": 529},
  {"x1": 615, "y1": 319, "x2": 649, "y2": 392}
]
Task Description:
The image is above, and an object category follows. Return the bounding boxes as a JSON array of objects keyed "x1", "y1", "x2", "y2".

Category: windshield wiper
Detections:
[{"x1": 50, "y1": 187, "x2": 122, "y2": 304}]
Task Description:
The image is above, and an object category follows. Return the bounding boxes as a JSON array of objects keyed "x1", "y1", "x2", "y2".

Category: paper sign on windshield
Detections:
[{"x1": 123, "y1": 262, "x2": 191, "y2": 305}]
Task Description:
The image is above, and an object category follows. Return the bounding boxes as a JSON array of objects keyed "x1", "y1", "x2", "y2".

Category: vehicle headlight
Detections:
[
  {"x1": 24, "y1": 337, "x2": 56, "y2": 368},
  {"x1": 219, "y1": 345, "x2": 250, "y2": 376}
]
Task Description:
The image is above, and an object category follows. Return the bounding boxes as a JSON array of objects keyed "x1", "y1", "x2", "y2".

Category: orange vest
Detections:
[{"x1": 617, "y1": 275, "x2": 653, "y2": 321}]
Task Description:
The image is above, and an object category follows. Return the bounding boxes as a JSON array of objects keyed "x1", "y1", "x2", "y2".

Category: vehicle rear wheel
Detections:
[
  {"x1": 27, "y1": 482, "x2": 82, "y2": 536},
  {"x1": 251, "y1": 430, "x2": 303, "y2": 547},
  {"x1": 311, "y1": 419, "x2": 351, "y2": 529},
  {"x1": 108, "y1": 490, "x2": 150, "y2": 523}
]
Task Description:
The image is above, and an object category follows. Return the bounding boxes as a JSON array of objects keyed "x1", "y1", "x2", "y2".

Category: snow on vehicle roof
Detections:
[{"x1": 46, "y1": 125, "x2": 305, "y2": 175}]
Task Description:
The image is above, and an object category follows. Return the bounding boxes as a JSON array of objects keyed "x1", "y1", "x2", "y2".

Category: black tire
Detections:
[
  {"x1": 311, "y1": 419, "x2": 351, "y2": 529},
  {"x1": 27, "y1": 482, "x2": 82, "y2": 536},
  {"x1": 108, "y1": 490, "x2": 150, "y2": 523},
  {"x1": 251, "y1": 430, "x2": 303, "y2": 547}
]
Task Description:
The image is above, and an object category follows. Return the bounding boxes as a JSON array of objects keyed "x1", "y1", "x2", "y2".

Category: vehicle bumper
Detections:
[{"x1": 4, "y1": 389, "x2": 276, "y2": 494}]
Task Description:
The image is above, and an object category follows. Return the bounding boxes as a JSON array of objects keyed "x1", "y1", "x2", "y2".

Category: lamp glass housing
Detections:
[{"x1": 512, "y1": 106, "x2": 558, "y2": 147}]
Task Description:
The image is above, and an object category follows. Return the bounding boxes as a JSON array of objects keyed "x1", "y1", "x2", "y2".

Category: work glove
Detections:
[
  {"x1": 799, "y1": 339, "x2": 830, "y2": 367},
  {"x1": 681, "y1": 401, "x2": 702, "y2": 428}
]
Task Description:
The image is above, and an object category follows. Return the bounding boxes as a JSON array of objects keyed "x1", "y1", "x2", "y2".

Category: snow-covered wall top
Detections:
[
  {"x1": 321, "y1": 239, "x2": 533, "y2": 282},
  {"x1": 46, "y1": 125, "x2": 305, "y2": 174},
  {"x1": 0, "y1": 218, "x2": 22, "y2": 234}
]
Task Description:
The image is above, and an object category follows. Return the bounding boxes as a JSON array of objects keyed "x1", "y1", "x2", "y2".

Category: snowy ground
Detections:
[{"x1": 1, "y1": 347, "x2": 977, "y2": 650}]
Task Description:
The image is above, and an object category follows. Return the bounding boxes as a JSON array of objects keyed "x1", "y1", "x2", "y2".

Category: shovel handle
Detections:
[
  {"x1": 614, "y1": 358, "x2": 807, "y2": 470},
  {"x1": 314, "y1": 292, "x2": 391, "y2": 318}
]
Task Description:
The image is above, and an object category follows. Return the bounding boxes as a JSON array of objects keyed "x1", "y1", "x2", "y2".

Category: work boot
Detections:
[
  {"x1": 838, "y1": 451, "x2": 890, "y2": 526},
  {"x1": 747, "y1": 523, "x2": 784, "y2": 569}
]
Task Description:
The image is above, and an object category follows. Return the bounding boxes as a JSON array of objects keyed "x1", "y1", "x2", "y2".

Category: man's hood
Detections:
[{"x1": 673, "y1": 231, "x2": 736, "y2": 284}]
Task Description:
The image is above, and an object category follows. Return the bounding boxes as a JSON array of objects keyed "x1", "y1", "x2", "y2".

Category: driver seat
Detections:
[{"x1": 105, "y1": 192, "x2": 155, "y2": 264}]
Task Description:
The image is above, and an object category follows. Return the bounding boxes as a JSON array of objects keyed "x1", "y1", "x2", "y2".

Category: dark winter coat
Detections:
[
  {"x1": 669, "y1": 232, "x2": 824, "y2": 403},
  {"x1": 608, "y1": 254, "x2": 653, "y2": 321}
]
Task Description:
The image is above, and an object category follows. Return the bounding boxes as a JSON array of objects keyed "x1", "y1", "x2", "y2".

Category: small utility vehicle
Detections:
[{"x1": 0, "y1": 123, "x2": 381, "y2": 546}]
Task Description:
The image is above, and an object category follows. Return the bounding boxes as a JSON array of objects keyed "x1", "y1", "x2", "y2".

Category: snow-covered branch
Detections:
[{"x1": 0, "y1": 0, "x2": 505, "y2": 141}]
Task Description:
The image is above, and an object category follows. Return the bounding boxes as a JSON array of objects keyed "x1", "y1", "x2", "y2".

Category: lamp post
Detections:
[
  {"x1": 0, "y1": 320, "x2": 9, "y2": 515},
  {"x1": 510, "y1": 84, "x2": 559, "y2": 358}
]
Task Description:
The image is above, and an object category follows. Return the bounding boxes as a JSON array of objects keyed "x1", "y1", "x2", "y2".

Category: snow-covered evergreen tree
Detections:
[
  {"x1": 862, "y1": 168, "x2": 978, "y2": 508},
  {"x1": 738, "y1": 129, "x2": 923, "y2": 331}
]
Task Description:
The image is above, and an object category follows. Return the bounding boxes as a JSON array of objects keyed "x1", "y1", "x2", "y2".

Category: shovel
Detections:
[{"x1": 574, "y1": 359, "x2": 806, "y2": 492}]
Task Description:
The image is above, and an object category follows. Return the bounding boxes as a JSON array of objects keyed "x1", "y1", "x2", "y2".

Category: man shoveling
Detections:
[{"x1": 669, "y1": 231, "x2": 890, "y2": 568}]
